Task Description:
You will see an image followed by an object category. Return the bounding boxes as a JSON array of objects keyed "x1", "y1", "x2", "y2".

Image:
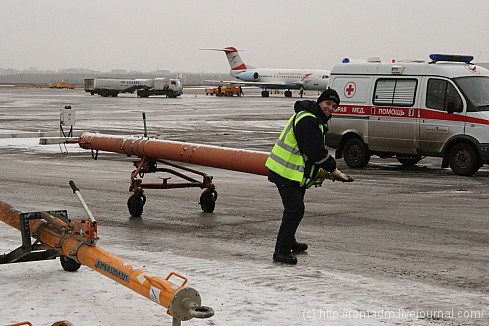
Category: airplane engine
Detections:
[{"x1": 237, "y1": 71, "x2": 260, "y2": 81}]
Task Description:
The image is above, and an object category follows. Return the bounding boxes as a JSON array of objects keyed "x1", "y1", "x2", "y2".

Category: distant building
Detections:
[{"x1": 110, "y1": 69, "x2": 128, "y2": 74}]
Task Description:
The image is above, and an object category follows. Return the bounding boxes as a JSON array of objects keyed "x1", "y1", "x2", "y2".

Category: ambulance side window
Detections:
[
  {"x1": 373, "y1": 78, "x2": 417, "y2": 106},
  {"x1": 426, "y1": 79, "x2": 463, "y2": 112}
]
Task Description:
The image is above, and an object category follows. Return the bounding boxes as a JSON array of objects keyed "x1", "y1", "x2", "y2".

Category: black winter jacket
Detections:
[{"x1": 268, "y1": 100, "x2": 336, "y2": 187}]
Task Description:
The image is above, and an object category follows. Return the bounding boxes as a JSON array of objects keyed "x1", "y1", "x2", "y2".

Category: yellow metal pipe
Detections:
[{"x1": 0, "y1": 201, "x2": 213, "y2": 322}]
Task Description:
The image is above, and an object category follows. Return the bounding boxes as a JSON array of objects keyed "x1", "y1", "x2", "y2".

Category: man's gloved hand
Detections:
[
  {"x1": 314, "y1": 168, "x2": 331, "y2": 187},
  {"x1": 317, "y1": 168, "x2": 331, "y2": 180},
  {"x1": 330, "y1": 168, "x2": 354, "y2": 182}
]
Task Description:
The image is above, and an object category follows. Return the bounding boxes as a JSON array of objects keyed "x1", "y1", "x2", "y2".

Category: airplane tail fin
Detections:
[{"x1": 200, "y1": 46, "x2": 250, "y2": 71}]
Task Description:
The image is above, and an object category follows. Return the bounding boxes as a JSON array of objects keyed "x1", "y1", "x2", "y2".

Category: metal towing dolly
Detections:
[
  {"x1": 0, "y1": 181, "x2": 214, "y2": 325},
  {"x1": 82, "y1": 112, "x2": 219, "y2": 217},
  {"x1": 78, "y1": 131, "x2": 270, "y2": 218},
  {"x1": 127, "y1": 155, "x2": 217, "y2": 217}
]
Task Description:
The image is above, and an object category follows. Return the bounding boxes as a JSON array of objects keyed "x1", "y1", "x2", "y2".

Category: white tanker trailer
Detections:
[{"x1": 84, "y1": 77, "x2": 183, "y2": 98}]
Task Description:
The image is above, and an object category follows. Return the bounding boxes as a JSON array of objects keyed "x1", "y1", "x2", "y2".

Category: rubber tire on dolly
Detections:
[
  {"x1": 200, "y1": 192, "x2": 216, "y2": 213},
  {"x1": 60, "y1": 255, "x2": 81, "y2": 272},
  {"x1": 128, "y1": 196, "x2": 145, "y2": 217}
]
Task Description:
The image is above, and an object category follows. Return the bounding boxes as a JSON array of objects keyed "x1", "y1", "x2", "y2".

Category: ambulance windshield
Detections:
[{"x1": 456, "y1": 76, "x2": 489, "y2": 110}]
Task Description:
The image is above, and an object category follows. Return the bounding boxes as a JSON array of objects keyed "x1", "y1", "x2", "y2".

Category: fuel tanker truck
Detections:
[{"x1": 84, "y1": 77, "x2": 183, "y2": 98}]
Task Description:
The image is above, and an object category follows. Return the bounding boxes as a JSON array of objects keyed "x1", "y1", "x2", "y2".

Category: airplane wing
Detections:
[
  {"x1": 204, "y1": 80, "x2": 302, "y2": 89},
  {"x1": 204, "y1": 79, "x2": 245, "y2": 86}
]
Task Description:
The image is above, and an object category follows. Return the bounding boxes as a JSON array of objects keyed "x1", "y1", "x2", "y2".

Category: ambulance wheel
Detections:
[
  {"x1": 60, "y1": 255, "x2": 81, "y2": 272},
  {"x1": 343, "y1": 137, "x2": 370, "y2": 168},
  {"x1": 128, "y1": 195, "x2": 146, "y2": 217},
  {"x1": 199, "y1": 190, "x2": 217, "y2": 213},
  {"x1": 397, "y1": 156, "x2": 421, "y2": 167},
  {"x1": 448, "y1": 143, "x2": 480, "y2": 176}
]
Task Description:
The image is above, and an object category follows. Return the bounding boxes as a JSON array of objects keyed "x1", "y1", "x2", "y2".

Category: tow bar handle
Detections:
[
  {"x1": 69, "y1": 180, "x2": 79, "y2": 194},
  {"x1": 69, "y1": 180, "x2": 96, "y2": 225}
]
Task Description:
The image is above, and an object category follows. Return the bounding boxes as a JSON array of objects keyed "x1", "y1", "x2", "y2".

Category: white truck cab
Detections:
[{"x1": 326, "y1": 54, "x2": 489, "y2": 176}]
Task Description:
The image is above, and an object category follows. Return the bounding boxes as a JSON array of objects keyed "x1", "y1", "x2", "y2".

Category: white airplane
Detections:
[{"x1": 202, "y1": 46, "x2": 330, "y2": 97}]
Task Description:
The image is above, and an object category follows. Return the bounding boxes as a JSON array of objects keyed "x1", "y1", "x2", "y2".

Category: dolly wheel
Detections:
[
  {"x1": 60, "y1": 255, "x2": 81, "y2": 272},
  {"x1": 199, "y1": 190, "x2": 217, "y2": 213},
  {"x1": 128, "y1": 195, "x2": 145, "y2": 217}
]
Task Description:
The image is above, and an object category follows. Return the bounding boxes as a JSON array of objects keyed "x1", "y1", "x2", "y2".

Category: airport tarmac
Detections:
[{"x1": 0, "y1": 87, "x2": 488, "y2": 325}]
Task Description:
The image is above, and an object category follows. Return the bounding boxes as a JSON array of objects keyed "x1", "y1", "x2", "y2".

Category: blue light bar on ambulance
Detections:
[{"x1": 429, "y1": 54, "x2": 474, "y2": 63}]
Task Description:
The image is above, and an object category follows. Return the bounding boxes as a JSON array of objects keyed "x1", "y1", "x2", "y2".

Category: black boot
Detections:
[
  {"x1": 273, "y1": 251, "x2": 297, "y2": 265},
  {"x1": 292, "y1": 242, "x2": 308, "y2": 253}
]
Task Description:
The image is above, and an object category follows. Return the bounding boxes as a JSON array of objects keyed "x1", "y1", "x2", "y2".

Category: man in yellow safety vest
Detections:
[{"x1": 266, "y1": 89, "x2": 354, "y2": 264}]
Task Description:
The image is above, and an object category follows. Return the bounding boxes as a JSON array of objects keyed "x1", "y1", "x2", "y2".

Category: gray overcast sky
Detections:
[{"x1": 2, "y1": 0, "x2": 489, "y2": 73}]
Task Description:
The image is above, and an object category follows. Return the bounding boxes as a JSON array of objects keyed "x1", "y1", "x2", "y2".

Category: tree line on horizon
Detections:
[{"x1": 0, "y1": 70, "x2": 230, "y2": 87}]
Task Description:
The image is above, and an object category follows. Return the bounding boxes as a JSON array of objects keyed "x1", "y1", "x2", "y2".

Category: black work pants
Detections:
[{"x1": 274, "y1": 184, "x2": 306, "y2": 253}]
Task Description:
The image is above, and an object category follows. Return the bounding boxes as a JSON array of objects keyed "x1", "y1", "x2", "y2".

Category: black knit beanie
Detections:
[{"x1": 317, "y1": 88, "x2": 340, "y2": 105}]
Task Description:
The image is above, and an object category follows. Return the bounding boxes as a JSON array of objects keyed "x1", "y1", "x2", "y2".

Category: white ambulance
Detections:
[{"x1": 326, "y1": 54, "x2": 489, "y2": 176}]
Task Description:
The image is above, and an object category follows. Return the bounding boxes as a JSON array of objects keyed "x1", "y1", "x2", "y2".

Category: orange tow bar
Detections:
[
  {"x1": 78, "y1": 132, "x2": 269, "y2": 176},
  {"x1": 0, "y1": 181, "x2": 214, "y2": 325},
  {"x1": 77, "y1": 132, "x2": 269, "y2": 217}
]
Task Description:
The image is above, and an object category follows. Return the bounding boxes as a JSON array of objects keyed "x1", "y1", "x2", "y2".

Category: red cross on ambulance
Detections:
[{"x1": 344, "y1": 82, "x2": 356, "y2": 98}]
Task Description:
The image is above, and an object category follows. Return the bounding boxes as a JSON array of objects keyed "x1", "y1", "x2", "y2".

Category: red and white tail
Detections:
[
  {"x1": 222, "y1": 47, "x2": 248, "y2": 71},
  {"x1": 201, "y1": 46, "x2": 250, "y2": 71}
]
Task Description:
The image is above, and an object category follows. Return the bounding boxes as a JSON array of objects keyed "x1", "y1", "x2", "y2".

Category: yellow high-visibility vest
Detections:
[{"x1": 265, "y1": 111, "x2": 324, "y2": 188}]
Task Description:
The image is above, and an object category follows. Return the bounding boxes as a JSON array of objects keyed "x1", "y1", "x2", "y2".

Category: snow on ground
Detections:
[
  {"x1": 0, "y1": 137, "x2": 83, "y2": 154},
  {"x1": 1, "y1": 137, "x2": 487, "y2": 326},
  {"x1": 1, "y1": 222, "x2": 473, "y2": 326}
]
